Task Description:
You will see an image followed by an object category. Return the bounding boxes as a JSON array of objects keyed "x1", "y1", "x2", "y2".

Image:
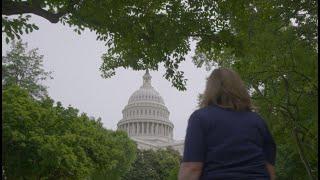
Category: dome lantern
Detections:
[{"x1": 142, "y1": 69, "x2": 152, "y2": 88}]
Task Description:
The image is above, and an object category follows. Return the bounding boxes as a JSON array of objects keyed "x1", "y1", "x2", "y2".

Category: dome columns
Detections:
[{"x1": 118, "y1": 121, "x2": 173, "y2": 139}]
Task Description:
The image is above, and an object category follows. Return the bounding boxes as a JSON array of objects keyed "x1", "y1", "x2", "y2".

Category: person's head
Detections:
[{"x1": 199, "y1": 68, "x2": 254, "y2": 111}]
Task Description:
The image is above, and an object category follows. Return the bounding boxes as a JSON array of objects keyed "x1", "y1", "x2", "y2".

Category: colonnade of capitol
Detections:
[
  {"x1": 117, "y1": 116, "x2": 174, "y2": 139},
  {"x1": 117, "y1": 70, "x2": 184, "y2": 154}
]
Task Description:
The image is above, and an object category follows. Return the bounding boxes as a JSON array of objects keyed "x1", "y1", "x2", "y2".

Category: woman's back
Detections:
[
  {"x1": 183, "y1": 105, "x2": 276, "y2": 179},
  {"x1": 179, "y1": 68, "x2": 276, "y2": 180}
]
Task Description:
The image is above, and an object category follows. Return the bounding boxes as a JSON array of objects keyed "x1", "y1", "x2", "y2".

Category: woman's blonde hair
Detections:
[{"x1": 199, "y1": 68, "x2": 254, "y2": 111}]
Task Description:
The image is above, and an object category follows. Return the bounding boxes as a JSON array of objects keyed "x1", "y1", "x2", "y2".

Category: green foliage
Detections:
[
  {"x1": 2, "y1": 15, "x2": 38, "y2": 43},
  {"x1": 122, "y1": 148, "x2": 181, "y2": 180},
  {"x1": 2, "y1": 0, "x2": 318, "y2": 91},
  {"x1": 167, "y1": 164, "x2": 180, "y2": 180},
  {"x1": 2, "y1": 0, "x2": 195, "y2": 90},
  {"x1": 2, "y1": 40, "x2": 52, "y2": 99},
  {"x1": 2, "y1": 86, "x2": 137, "y2": 179}
]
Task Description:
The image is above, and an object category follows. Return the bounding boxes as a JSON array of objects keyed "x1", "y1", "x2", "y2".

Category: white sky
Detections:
[{"x1": 2, "y1": 15, "x2": 212, "y2": 140}]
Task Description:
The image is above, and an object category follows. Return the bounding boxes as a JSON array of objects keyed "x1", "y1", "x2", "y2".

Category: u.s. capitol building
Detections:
[{"x1": 117, "y1": 70, "x2": 184, "y2": 155}]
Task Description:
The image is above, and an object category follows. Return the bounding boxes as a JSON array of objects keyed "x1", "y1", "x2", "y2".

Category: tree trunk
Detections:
[{"x1": 292, "y1": 128, "x2": 314, "y2": 180}]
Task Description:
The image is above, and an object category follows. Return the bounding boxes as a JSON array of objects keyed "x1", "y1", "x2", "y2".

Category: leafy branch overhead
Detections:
[
  {"x1": 2, "y1": 1, "x2": 317, "y2": 91},
  {"x1": 2, "y1": 0, "x2": 230, "y2": 90}
]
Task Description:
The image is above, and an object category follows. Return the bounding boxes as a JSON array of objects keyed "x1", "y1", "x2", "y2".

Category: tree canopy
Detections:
[
  {"x1": 3, "y1": 0, "x2": 316, "y2": 90},
  {"x1": 2, "y1": 85, "x2": 137, "y2": 179},
  {"x1": 2, "y1": 0, "x2": 196, "y2": 90},
  {"x1": 121, "y1": 148, "x2": 181, "y2": 180}
]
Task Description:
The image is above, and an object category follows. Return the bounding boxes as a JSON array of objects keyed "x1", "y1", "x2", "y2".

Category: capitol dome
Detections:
[
  {"x1": 128, "y1": 85, "x2": 164, "y2": 105},
  {"x1": 117, "y1": 70, "x2": 174, "y2": 143}
]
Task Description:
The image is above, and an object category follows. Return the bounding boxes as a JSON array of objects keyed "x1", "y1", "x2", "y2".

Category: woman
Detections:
[{"x1": 178, "y1": 68, "x2": 276, "y2": 180}]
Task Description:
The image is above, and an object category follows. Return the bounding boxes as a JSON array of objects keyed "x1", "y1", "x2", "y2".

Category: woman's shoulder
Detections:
[
  {"x1": 189, "y1": 106, "x2": 222, "y2": 123},
  {"x1": 194, "y1": 105, "x2": 263, "y2": 120},
  {"x1": 193, "y1": 104, "x2": 234, "y2": 116},
  {"x1": 190, "y1": 106, "x2": 215, "y2": 117}
]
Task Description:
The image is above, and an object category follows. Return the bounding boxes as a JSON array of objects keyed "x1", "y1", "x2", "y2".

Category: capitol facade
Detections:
[{"x1": 117, "y1": 70, "x2": 184, "y2": 155}]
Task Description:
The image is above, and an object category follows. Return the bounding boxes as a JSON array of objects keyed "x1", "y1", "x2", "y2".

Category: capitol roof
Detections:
[
  {"x1": 117, "y1": 70, "x2": 183, "y2": 153},
  {"x1": 128, "y1": 69, "x2": 165, "y2": 105}
]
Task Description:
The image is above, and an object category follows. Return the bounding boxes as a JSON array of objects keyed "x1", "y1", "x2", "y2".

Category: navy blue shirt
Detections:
[{"x1": 182, "y1": 105, "x2": 276, "y2": 180}]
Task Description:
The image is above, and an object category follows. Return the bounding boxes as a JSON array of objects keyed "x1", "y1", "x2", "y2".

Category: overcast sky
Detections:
[{"x1": 2, "y1": 15, "x2": 213, "y2": 140}]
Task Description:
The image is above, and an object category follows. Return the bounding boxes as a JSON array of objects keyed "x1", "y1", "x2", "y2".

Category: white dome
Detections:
[
  {"x1": 128, "y1": 87, "x2": 165, "y2": 104},
  {"x1": 128, "y1": 69, "x2": 165, "y2": 105},
  {"x1": 117, "y1": 70, "x2": 174, "y2": 142}
]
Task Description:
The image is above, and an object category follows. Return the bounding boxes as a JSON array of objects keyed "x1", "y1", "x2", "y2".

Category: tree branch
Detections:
[
  {"x1": 292, "y1": 127, "x2": 315, "y2": 180},
  {"x1": 2, "y1": 1, "x2": 69, "y2": 23}
]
